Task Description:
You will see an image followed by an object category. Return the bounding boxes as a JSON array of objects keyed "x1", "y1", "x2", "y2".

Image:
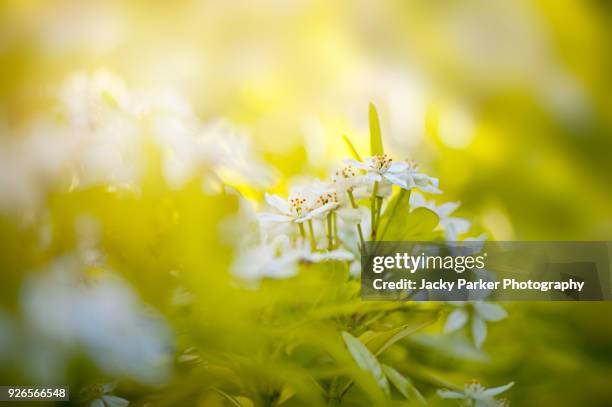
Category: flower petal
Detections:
[
  {"x1": 387, "y1": 162, "x2": 409, "y2": 173},
  {"x1": 473, "y1": 302, "x2": 507, "y2": 322},
  {"x1": 308, "y1": 249, "x2": 354, "y2": 262},
  {"x1": 343, "y1": 159, "x2": 370, "y2": 171},
  {"x1": 437, "y1": 389, "x2": 465, "y2": 399},
  {"x1": 265, "y1": 193, "x2": 290, "y2": 213},
  {"x1": 437, "y1": 201, "x2": 461, "y2": 216},
  {"x1": 375, "y1": 181, "x2": 392, "y2": 197},
  {"x1": 258, "y1": 213, "x2": 293, "y2": 223},
  {"x1": 311, "y1": 202, "x2": 338, "y2": 218},
  {"x1": 444, "y1": 308, "x2": 469, "y2": 333},
  {"x1": 481, "y1": 382, "x2": 514, "y2": 397},
  {"x1": 364, "y1": 172, "x2": 382, "y2": 183},
  {"x1": 413, "y1": 174, "x2": 442, "y2": 194},
  {"x1": 102, "y1": 395, "x2": 130, "y2": 407},
  {"x1": 336, "y1": 207, "x2": 362, "y2": 224},
  {"x1": 409, "y1": 191, "x2": 427, "y2": 209},
  {"x1": 472, "y1": 316, "x2": 487, "y2": 348},
  {"x1": 383, "y1": 173, "x2": 408, "y2": 189}
]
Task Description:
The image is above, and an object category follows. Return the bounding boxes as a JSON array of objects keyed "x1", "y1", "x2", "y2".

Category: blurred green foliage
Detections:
[{"x1": 1, "y1": 1, "x2": 611, "y2": 406}]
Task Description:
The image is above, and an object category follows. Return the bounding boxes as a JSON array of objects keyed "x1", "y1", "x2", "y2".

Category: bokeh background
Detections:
[{"x1": 1, "y1": 0, "x2": 612, "y2": 406}]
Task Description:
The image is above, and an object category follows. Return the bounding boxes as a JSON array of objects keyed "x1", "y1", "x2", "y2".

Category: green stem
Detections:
[
  {"x1": 307, "y1": 220, "x2": 316, "y2": 251},
  {"x1": 347, "y1": 189, "x2": 365, "y2": 252},
  {"x1": 298, "y1": 222, "x2": 306, "y2": 239},
  {"x1": 332, "y1": 212, "x2": 338, "y2": 249},
  {"x1": 375, "y1": 196, "x2": 383, "y2": 233},
  {"x1": 370, "y1": 181, "x2": 379, "y2": 240},
  {"x1": 327, "y1": 214, "x2": 333, "y2": 250}
]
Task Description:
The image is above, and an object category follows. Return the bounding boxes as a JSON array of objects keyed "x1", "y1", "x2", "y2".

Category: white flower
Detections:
[
  {"x1": 81, "y1": 382, "x2": 129, "y2": 407},
  {"x1": 153, "y1": 116, "x2": 275, "y2": 190},
  {"x1": 331, "y1": 164, "x2": 365, "y2": 191},
  {"x1": 438, "y1": 380, "x2": 514, "y2": 407},
  {"x1": 231, "y1": 235, "x2": 354, "y2": 282},
  {"x1": 91, "y1": 394, "x2": 129, "y2": 407},
  {"x1": 308, "y1": 180, "x2": 362, "y2": 223},
  {"x1": 22, "y1": 258, "x2": 173, "y2": 384},
  {"x1": 410, "y1": 192, "x2": 470, "y2": 240},
  {"x1": 400, "y1": 162, "x2": 441, "y2": 194},
  {"x1": 259, "y1": 180, "x2": 351, "y2": 224},
  {"x1": 305, "y1": 180, "x2": 341, "y2": 218},
  {"x1": 199, "y1": 120, "x2": 276, "y2": 189},
  {"x1": 259, "y1": 191, "x2": 315, "y2": 224},
  {"x1": 231, "y1": 235, "x2": 302, "y2": 281},
  {"x1": 58, "y1": 70, "x2": 134, "y2": 127},
  {"x1": 345, "y1": 155, "x2": 409, "y2": 189},
  {"x1": 303, "y1": 247, "x2": 354, "y2": 262},
  {"x1": 444, "y1": 302, "x2": 508, "y2": 348}
]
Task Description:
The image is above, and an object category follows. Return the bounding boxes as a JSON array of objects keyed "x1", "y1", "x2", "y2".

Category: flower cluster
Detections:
[
  {"x1": 237, "y1": 126, "x2": 481, "y2": 282},
  {"x1": 229, "y1": 104, "x2": 513, "y2": 405},
  {"x1": 0, "y1": 69, "x2": 275, "y2": 212},
  {"x1": 234, "y1": 155, "x2": 439, "y2": 281}
]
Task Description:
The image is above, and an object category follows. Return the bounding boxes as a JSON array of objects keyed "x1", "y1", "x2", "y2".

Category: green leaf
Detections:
[
  {"x1": 360, "y1": 312, "x2": 438, "y2": 356},
  {"x1": 402, "y1": 207, "x2": 439, "y2": 240},
  {"x1": 382, "y1": 364, "x2": 426, "y2": 404},
  {"x1": 378, "y1": 190, "x2": 439, "y2": 241},
  {"x1": 369, "y1": 103, "x2": 383, "y2": 156},
  {"x1": 213, "y1": 389, "x2": 245, "y2": 407},
  {"x1": 342, "y1": 331, "x2": 390, "y2": 396},
  {"x1": 276, "y1": 385, "x2": 296, "y2": 405},
  {"x1": 377, "y1": 189, "x2": 410, "y2": 241},
  {"x1": 401, "y1": 363, "x2": 462, "y2": 391},
  {"x1": 342, "y1": 134, "x2": 363, "y2": 161},
  {"x1": 409, "y1": 333, "x2": 490, "y2": 362}
]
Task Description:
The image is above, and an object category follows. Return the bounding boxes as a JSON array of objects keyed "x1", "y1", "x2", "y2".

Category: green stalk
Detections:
[
  {"x1": 298, "y1": 222, "x2": 306, "y2": 239},
  {"x1": 332, "y1": 211, "x2": 338, "y2": 249},
  {"x1": 307, "y1": 219, "x2": 316, "y2": 251},
  {"x1": 375, "y1": 196, "x2": 383, "y2": 233},
  {"x1": 347, "y1": 189, "x2": 365, "y2": 252},
  {"x1": 370, "y1": 181, "x2": 379, "y2": 240},
  {"x1": 327, "y1": 214, "x2": 333, "y2": 250}
]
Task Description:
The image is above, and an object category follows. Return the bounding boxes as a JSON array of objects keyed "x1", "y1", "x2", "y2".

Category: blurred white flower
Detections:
[
  {"x1": 438, "y1": 380, "x2": 514, "y2": 406},
  {"x1": 0, "y1": 120, "x2": 77, "y2": 211},
  {"x1": 91, "y1": 395, "x2": 129, "y2": 407},
  {"x1": 22, "y1": 258, "x2": 173, "y2": 384},
  {"x1": 231, "y1": 235, "x2": 302, "y2": 281},
  {"x1": 201, "y1": 120, "x2": 276, "y2": 188},
  {"x1": 410, "y1": 192, "x2": 470, "y2": 240},
  {"x1": 87, "y1": 382, "x2": 129, "y2": 407},
  {"x1": 304, "y1": 248, "x2": 354, "y2": 262},
  {"x1": 152, "y1": 117, "x2": 275, "y2": 190},
  {"x1": 58, "y1": 70, "x2": 134, "y2": 127},
  {"x1": 77, "y1": 381, "x2": 129, "y2": 407},
  {"x1": 0, "y1": 71, "x2": 276, "y2": 213},
  {"x1": 444, "y1": 302, "x2": 508, "y2": 348},
  {"x1": 231, "y1": 233, "x2": 354, "y2": 282},
  {"x1": 57, "y1": 70, "x2": 143, "y2": 189}
]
